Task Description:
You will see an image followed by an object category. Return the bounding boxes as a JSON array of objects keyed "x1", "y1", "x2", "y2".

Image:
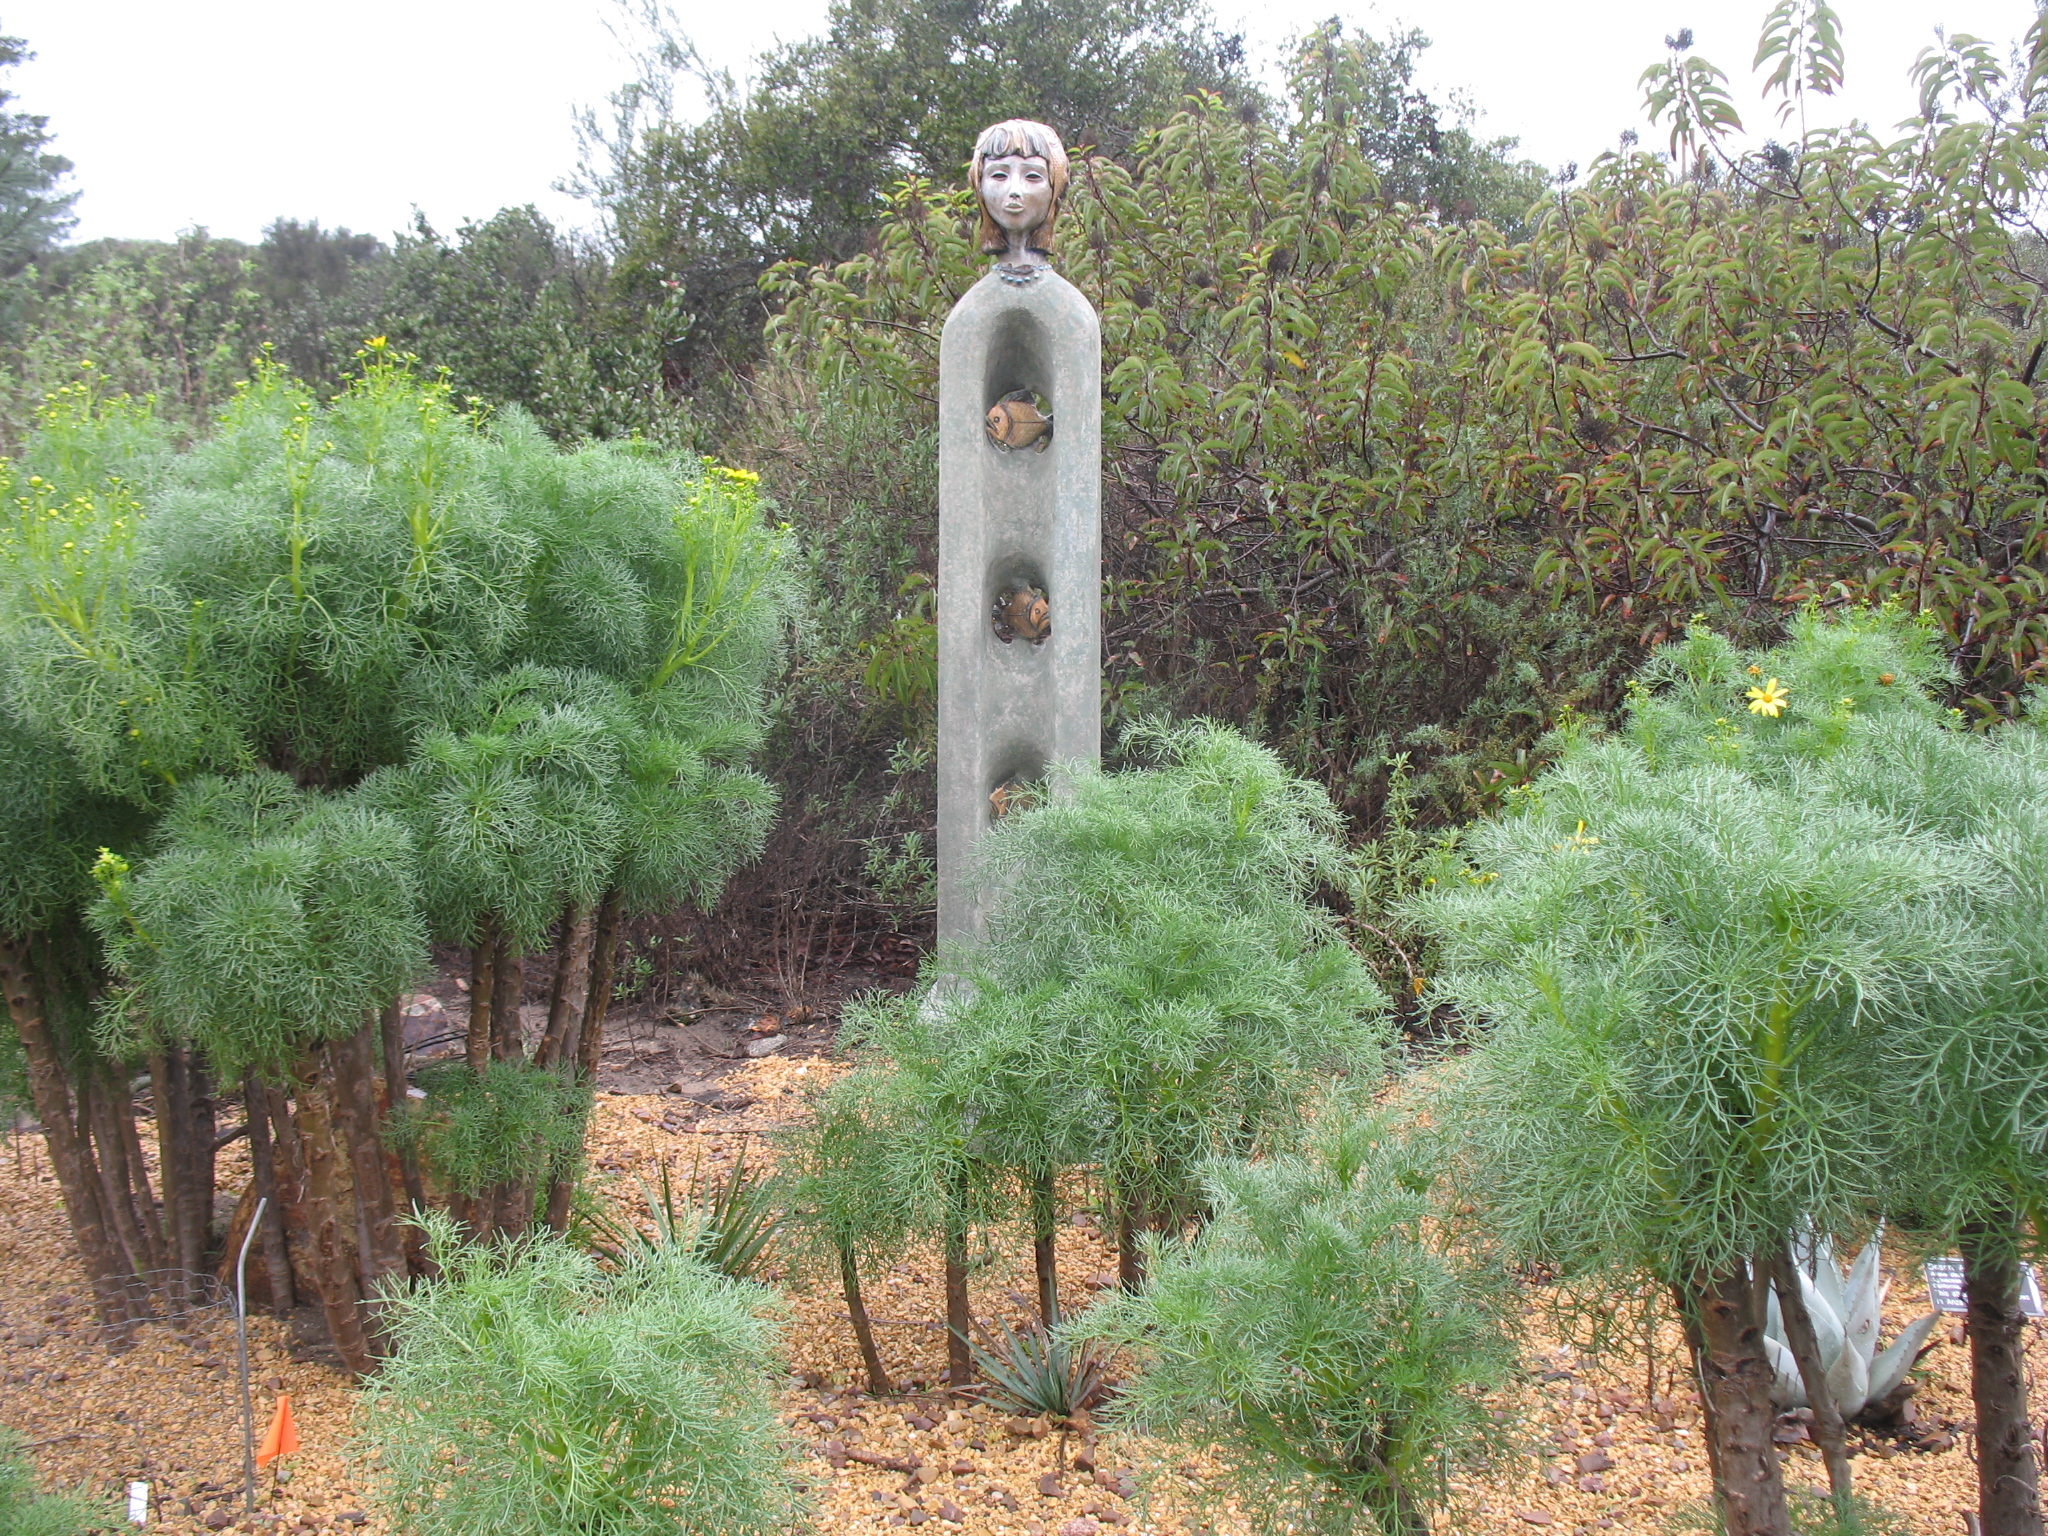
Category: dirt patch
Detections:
[{"x1": 3, "y1": 1078, "x2": 2043, "y2": 1534}]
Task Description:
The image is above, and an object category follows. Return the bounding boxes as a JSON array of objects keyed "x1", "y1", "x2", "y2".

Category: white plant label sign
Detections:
[{"x1": 1923, "y1": 1256, "x2": 2045, "y2": 1317}]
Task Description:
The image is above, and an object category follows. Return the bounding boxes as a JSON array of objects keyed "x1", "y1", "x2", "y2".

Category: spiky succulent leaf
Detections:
[{"x1": 1866, "y1": 1313, "x2": 1939, "y2": 1406}]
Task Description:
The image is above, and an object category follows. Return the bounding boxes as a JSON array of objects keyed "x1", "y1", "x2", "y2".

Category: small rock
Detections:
[
  {"x1": 1057, "y1": 1521, "x2": 1099, "y2": 1536},
  {"x1": 1922, "y1": 1432, "x2": 1956, "y2": 1452},
  {"x1": 1072, "y1": 1446, "x2": 1097, "y2": 1473},
  {"x1": 1037, "y1": 1473, "x2": 1064, "y2": 1498},
  {"x1": 1517, "y1": 1514, "x2": 1555, "y2": 1528},
  {"x1": 336, "y1": 1515, "x2": 367, "y2": 1527},
  {"x1": 745, "y1": 1033, "x2": 788, "y2": 1058},
  {"x1": 913, "y1": 1465, "x2": 941, "y2": 1485},
  {"x1": 950, "y1": 1459, "x2": 974, "y2": 1475},
  {"x1": 1576, "y1": 1474, "x2": 1605, "y2": 1493},
  {"x1": 906, "y1": 1510, "x2": 929, "y2": 1527},
  {"x1": 1575, "y1": 1451, "x2": 1612, "y2": 1474},
  {"x1": 989, "y1": 1490, "x2": 1019, "y2": 1511},
  {"x1": 937, "y1": 1501, "x2": 966, "y2": 1524},
  {"x1": 908, "y1": 1415, "x2": 937, "y2": 1432},
  {"x1": 1591, "y1": 1431, "x2": 1613, "y2": 1447},
  {"x1": 204, "y1": 1513, "x2": 233, "y2": 1531},
  {"x1": 1542, "y1": 1467, "x2": 1567, "y2": 1486},
  {"x1": 1081, "y1": 1272, "x2": 1117, "y2": 1293}
]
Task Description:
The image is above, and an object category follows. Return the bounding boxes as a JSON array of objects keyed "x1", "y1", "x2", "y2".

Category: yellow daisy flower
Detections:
[{"x1": 1746, "y1": 677, "x2": 1790, "y2": 718}]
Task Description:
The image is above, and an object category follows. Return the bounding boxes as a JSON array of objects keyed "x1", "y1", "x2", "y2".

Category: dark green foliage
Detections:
[
  {"x1": 0, "y1": 36, "x2": 75, "y2": 275},
  {"x1": 356, "y1": 1218, "x2": 801, "y2": 1536},
  {"x1": 375, "y1": 210, "x2": 685, "y2": 445},
  {"x1": 0, "y1": 234, "x2": 269, "y2": 446},
  {"x1": 88, "y1": 772, "x2": 427, "y2": 1081},
  {"x1": 0, "y1": 1430, "x2": 100, "y2": 1536},
  {"x1": 761, "y1": 32, "x2": 1579, "y2": 859},
  {"x1": 1078, "y1": 1110, "x2": 1512, "y2": 1536},
  {"x1": 245, "y1": 219, "x2": 389, "y2": 390},
  {"x1": 574, "y1": 0, "x2": 1256, "y2": 392},
  {"x1": 392, "y1": 1060, "x2": 591, "y2": 1198}
]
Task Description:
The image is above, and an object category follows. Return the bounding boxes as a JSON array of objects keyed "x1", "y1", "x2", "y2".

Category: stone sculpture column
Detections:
[{"x1": 937, "y1": 120, "x2": 1101, "y2": 948}]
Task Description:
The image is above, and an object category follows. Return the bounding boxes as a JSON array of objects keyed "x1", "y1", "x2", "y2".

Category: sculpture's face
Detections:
[{"x1": 979, "y1": 154, "x2": 1054, "y2": 243}]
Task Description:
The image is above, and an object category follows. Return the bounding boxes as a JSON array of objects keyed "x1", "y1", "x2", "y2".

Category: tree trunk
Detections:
[
  {"x1": 82, "y1": 1065, "x2": 154, "y2": 1292},
  {"x1": 1, "y1": 935, "x2": 133, "y2": 1330},
  {"x1": 490, "y1": 939, "x2": 524, "y2": 1062},
  {"x1": 113, "y1": 1069, "x2": 170, "y2": 1277},
  {"x1": 944, "y1": 1220, "x2": 973, "y2": 1392},
  {"x1": 1963, "y1": 1219, "x2": 2043, "y2": 1536},
  {"x1": 1030, "y1": 1169, "x2": 1060, "y2": 1326},
  {"x1": 536, "y1": 903, "x2": 593, "y2": 1070},
  {"x1": 1768, "y1": 1241, "x2": 1852, "y2": 1503},
  {"x1": 188, "y1": 1052, "x2": 217, "y2": 1259},
  {"x1": 244, "y1": 1071, "x2": 295, "y2": 1315},
  {"x1": 542, "y1": 889, "x2": 624, "y2": 1232},
  {"x1": 578, "y1": 890, "x2": 624, "y2": 1081},
  {"x1": 147, "y1": 1052, "x2": 186, "y2": 1307},
  {"x1": 840, "y1": 1243, "x2": 893, "y2": 1395},
  {"x1": 944, "y1": 1161, "x2": 975, "y2": 1392},
  {"x1": 150, "y1": 1049, "x2": 212, "y2": 1311},
  {"x1": 1683, "y1": 1264, "x2": 1792, "y2": 1536},
  {"x1": 328, "y1": 1023, "x2": 407, "y2": 1299},
  {"x1": 378, "y1": 999, "x2": 429, "y2": 1274},
  {"x1": 277, "y1": 1066, "x2": 374, "y2": 1378},
  {"x1": 466, "y1": 925, "x2": 497, "y2": 1075}
]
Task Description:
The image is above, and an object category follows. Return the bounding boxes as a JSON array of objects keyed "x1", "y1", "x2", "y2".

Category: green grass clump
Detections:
[
  {"x1": 356, "y1": 1216, "x2": 799, "y2": 1536},
  {"x1": 0, "y1": 1432, "x2": 101, "y2": 1536}
]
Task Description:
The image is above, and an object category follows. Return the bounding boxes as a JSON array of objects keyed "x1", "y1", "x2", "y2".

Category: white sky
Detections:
[{"x1": 9, "y1": 0, "x2": 2040, "y2": 246}]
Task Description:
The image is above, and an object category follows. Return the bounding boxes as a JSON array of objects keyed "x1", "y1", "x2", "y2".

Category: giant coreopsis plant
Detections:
[
  {"x1": 1416, "y1": 728, "x2": 1983, "y2": 1536},
  {"x1": 92, "y1": 772, "x2": 427, "y2": 1375},
  {"x1": 1624, "y1": 607, "x2": 2048, "y2": 1536},
  {"x1": 372, "y1": 434, "x2": 788, "y2": 1238},
  {"x1": 845, "y1": 720, "x2": 1387, "y2": 1385},
  {"x1": 961, "y1": 720, "x2": 1388, "y2": 1268}
]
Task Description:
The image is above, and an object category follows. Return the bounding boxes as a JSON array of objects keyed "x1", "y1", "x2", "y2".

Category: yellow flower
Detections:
[
  {"x1": 1746, "y1": 664, "x2": 1762, "y2": 676},
  {"x1": 1746, "y1": 677, "x2": 1790, "y2": 717},
  {"x1": 365, "y1": 335, "x2": 389, "y2": 351}
]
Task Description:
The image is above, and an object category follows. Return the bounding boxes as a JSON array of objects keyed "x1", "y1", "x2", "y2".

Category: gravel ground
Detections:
[{"x1": 3, "y1": 1062, "x2": 2042, "y2": 1535}]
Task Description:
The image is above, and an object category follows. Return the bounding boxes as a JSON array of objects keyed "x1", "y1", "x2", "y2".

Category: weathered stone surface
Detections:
[{"x1": 936, "y1": 128, "x2": 1100, "y2": 951}]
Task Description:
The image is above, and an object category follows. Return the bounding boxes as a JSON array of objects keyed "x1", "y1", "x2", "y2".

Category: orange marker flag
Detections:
[{"x1": 256, "y1": 1393, "x2": 299, "y2": 1468}]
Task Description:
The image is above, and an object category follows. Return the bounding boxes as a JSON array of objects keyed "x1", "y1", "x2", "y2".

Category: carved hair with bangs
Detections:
[{"x1": 971, "y1": 119, "x2": 1070, "y2": 256}]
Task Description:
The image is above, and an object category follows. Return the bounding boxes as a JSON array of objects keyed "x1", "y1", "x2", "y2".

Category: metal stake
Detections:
[{"x1": 235, "y1": 1196, "x2": 266, "y2": 1516}]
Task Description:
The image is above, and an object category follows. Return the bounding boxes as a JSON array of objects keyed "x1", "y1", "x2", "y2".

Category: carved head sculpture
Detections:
[{"x1": 972, "y1": 119, "x2": 1069, "y2": 261}]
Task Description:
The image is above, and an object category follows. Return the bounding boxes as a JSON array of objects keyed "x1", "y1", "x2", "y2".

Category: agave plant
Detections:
[
  {"x1": 1764, "y1": 1226, "x2": 1938, "y2": 1419},
  {"x1": 968, "y1": 1317, "x2": 1112, "y2": 1424},
  {"x1": 572, "y1": 1147, "x2": 783, "y2": 1281}
]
